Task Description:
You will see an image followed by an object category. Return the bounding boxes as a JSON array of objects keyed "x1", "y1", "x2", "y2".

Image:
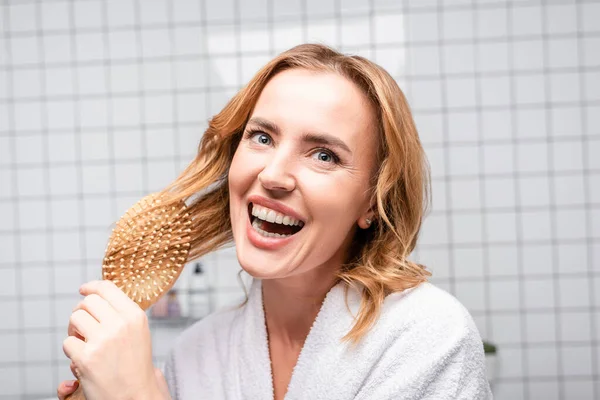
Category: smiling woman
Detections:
[{"x1": 58, "y1": 44, "x2": 492, "y2": 400}]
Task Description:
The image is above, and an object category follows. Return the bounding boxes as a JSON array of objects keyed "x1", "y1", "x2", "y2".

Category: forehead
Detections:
[{"x1": 251, "y1": 69, "x2": 377, "y2": 150}]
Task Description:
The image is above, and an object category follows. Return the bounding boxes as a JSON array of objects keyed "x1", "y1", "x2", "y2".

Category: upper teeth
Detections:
[{"x1": 251, "y1": 204, "x2": 304, "y2": 227}]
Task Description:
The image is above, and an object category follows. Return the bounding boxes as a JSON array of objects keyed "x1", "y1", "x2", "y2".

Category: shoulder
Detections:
[{"x1": 375, "y1": 281, "x2": 483, "y2": 349}]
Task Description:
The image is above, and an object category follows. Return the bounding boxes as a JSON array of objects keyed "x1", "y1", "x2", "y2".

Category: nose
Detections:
[{"x1": 258, "y1": 151, "x2": 296, "y2": 192}]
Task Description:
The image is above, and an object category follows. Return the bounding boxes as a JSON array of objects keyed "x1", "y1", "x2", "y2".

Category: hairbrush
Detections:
[{"x1": 65, "y1": 193, "x2": 192, "y2": 400}]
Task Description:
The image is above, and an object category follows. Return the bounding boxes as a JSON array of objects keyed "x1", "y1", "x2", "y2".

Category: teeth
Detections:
[
  {"x1": 252, "y1": 218, "x2": 292, "y2": 238},
  {"x1": 251, "y1": 204, "x2": 304, "y2": 227}
]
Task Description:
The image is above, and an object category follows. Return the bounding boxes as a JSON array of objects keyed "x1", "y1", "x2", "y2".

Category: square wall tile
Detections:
[
  {"x1": 48, "y1": 132, "x2": 77, "y2": 163},
  {"x1": 518, "y1": 176, "x2": 550, "y2": 207},
  {"x1": 43, "y1": 35, "x2": 72, "y2": 64},
  {"x1": 406, "y1": 13, "x2": 438, "y2": 42},
  {"x1": 489, "y1": 279, "x2": 521, "y2": 311},
  {"x1": 555, "y1": 209, "x2": 586, "y2": 240},
  {"x1": 454, "y1": 280, "x2": 486, "y2": 313},
  {"x1": 139, "y1": 0, "x2": 168, "y2": 24},
  {"x1": 442, "y1": 9, "x2": 474, "y2": 40},
  {"x1": 515, "y1": 108, "x2": 546, "y2": 138},
  {"x1": 417, "y1": 248, "x2": 451, "y2": 279},
  {"x1": 19, "y1": 232, "x2": 49, "y2": 263},
  {"x1": 561, "y1": 346, "x2": 593, "y2": 377},
  {"x1": 0, "y1": 268, "x2": 17, "y2": 296},
  {"x1": 24, "y1": 365, "x2": 54, "y2": 395},
  {"x1": 115, "y1": 162, "x2": 145, "y2": 193},
  {"x1": 453, "y1": 247, "x2": 484, "y2": 279},
  {"x1": 496, "y1": 347, "x2": 524, "y2": 379},
  {"x1": 53, "y1": 265, "x2": 84, "y2": 295},
  {"x1": 448, "y1": 146, "x2": 479, "y2": 176},
  {"x1": 511, "y1": 5, "x2": 543, "y2": 36},
  {"x1": 550, "y1": 72, "x2": 580, "y2": 103},
  {"x1": 529, "y1": 381, "x2": 559, "y2": 400},
  {"x1": 23, "y1": 331, "x2": 53, "y2": 362},
  {"x1": 524, "y1": 278, "x2": 554, "y2": 310},
  {"x1": 526, "y1": 347, "x2": 558, "y2": 377},
  {"x1": 490, "y1": 313, "x2": 522, "y2": 345},
  {"x1": 451, "y1": 213, "x2": 483, "y2": 245},
  {"x1": 559, "y1": 312, "x2": 591, "y2": 342},
  {"x1": 476, "y1": 7, "x2": 507, "y2": 38},
  {"x1": 557, "y1": 243, "x2": 589, "y2": 275},
  {"x1": 485, "y1": 211, "x2": 517, "y2": 242},
  {"x1": 525, "y1": 312, "x2": 557, "y2": 343},
  {"x1": 551, "y1": 141, "x2": 584, "y2": 172},
  {"x1": 484, "y1": 177, "x2": 515, "y2": 208},
  {"x1": 450, "y1": 180, "x2": 481, "y2": 210},
  {"x1": 18, "y1": 199, "x2": 48, "y2": 230},
  {"x1": 446, "y1": 111, "x2": 477, "y2": 143},
  {"x1": 374, "y1": 14, "x2": 405, "y2": 44},
  {"x1": 443, "y1": 43, "x2": 475, "y2": 74},
  {"x1": 522, "y1": 244, "x2": 553, "y2": 276},
  {"x1": 74, "y1": 0, "x2": 103, "y2": 28},
  {"x1": 559, "y1": 277, "x2": 590, "y2": 308},
  {"x1": 22, "y1": 298, "x2": 52, "y2": 328},
  {"x1": 51, "y1": 199, "x2": 81, "y2": 229},
  {"x1": 52, "y1": 231, "x2": 83, "y2": 262},
  {"x1": 0, "y1": 235, "x2": 17, "y2": 265},
  {"x1": 0, "y1": 366, "x2": 20, "y2": 396},
  {"x1": 546, "y1": 4, "x2": 578, "y2": 34},
  {"x1": 553, "y1": 175, "x2": 585, "y2": 206},
  {"x1": 144, "y1": 95, "x2": 175, "y2": 125},
  {"x1": 0, "y1": 333, "x2": 19, "y2": 363},
  {"x1": 487, "y1": 245, "x2": 519, "y2": 277},
  {"x1": 483, "y1": 144, "x2": 514, "y2": 175},
  {"x1": 20, "y1": 266, "x2": 51, "y2": 296},
  {"x1": 141, "y1": 29, "x2": 172, "y2": 58},
  {"x1": 112, "y1": 97, "x2": 142, "y2": 127},
  {"x1": 564, "y1": 379, "x2": 595, "y2": 400}
]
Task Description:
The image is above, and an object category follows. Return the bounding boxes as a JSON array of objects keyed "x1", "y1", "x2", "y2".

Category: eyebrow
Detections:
[{"x1": 247, "y1": 117, "x2": 352, "y2": 154}]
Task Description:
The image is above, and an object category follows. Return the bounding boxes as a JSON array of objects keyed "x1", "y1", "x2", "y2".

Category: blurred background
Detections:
[{"x1": 0, "y1": 0, "x2": 599, "y2": 399}]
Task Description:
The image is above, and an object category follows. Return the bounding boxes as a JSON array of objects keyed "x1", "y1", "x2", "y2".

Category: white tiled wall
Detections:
[{"x1": 1, "y1": 0, "x2": 599, "y2": 399}]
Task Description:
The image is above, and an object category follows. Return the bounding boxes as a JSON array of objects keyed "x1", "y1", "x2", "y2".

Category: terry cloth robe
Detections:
[{"x1": 163, "y1": 278, "x2": 493, "y2": 400}]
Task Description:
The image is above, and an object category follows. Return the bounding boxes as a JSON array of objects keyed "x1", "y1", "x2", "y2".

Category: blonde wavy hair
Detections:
[{"x1": 156, "y1": 43, "x2": 431, "y2": 344}]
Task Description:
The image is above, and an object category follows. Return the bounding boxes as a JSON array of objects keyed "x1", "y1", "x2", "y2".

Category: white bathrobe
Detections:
[{"x1": 163, "y1": 278, "x2": 493, "y2": 399}]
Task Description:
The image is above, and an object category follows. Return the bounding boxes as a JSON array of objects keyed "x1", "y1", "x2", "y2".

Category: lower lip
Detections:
[{"x1": 246, "y1": 216, "x2": 300, "y2": 250}]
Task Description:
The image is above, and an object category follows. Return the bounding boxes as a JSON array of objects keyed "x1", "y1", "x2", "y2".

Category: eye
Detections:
[
  {"x1": 312, "y1": 150, "x2": 337, "y2": 164},
  {"x1": 247, "y1": 130, "x2": 272, "y2": 146}
]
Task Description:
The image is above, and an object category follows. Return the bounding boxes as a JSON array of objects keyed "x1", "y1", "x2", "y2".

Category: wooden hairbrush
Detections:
[{"x1": 65, "y1": 193, "x2": 192, "y2": 400}]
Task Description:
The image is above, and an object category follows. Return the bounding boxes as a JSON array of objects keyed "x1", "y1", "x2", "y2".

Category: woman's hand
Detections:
[
  {"x1": 57, "y1": 368, "x2": 171, "y2": 400},
  {"x1": 62, "y1": 280, "x2": 168, "y2": 400}
]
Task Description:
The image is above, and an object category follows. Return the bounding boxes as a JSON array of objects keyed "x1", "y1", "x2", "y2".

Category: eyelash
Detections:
[{"x1": 244, "y1": 128, "x2": 342, "y2": 165}]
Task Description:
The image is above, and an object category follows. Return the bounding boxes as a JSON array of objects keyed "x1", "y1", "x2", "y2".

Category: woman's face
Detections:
[{"x1": 228, "y1": 68, "x2": 378, "y2": 281}]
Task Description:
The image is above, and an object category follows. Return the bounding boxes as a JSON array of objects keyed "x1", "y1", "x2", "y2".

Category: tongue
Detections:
[{"x1": 259, "y1": 219, "x2": 300, "y2": 235}]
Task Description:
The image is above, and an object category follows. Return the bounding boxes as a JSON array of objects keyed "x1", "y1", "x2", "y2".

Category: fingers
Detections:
[
  {"x1": 154, "y1": 368, "x2": 171, "y2": 400},
  {"x1": 56, "y1": 379, "x2": 79, "y2": 400},
  {"x1": 62, "y1": 335, "x2": 85, "y2": 365},
  {"x1": 68, "y1": 309, "x2": 101, "y2": 341},
  {"x1": 73, "y1": 293, "x2": 117, "y2": 324},
  {"x1": 80, "y1": 280, "x2": 140, "y2": 315}
]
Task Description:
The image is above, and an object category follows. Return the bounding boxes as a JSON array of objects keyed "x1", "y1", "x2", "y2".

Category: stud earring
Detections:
[{"x1": 365, "y1": 218, "x2": 372, "y2": 225}]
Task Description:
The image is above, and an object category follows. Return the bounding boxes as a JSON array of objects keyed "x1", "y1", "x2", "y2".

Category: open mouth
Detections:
[{"x1": 248, "y1": 202, "x2": 304, "y2": 238}]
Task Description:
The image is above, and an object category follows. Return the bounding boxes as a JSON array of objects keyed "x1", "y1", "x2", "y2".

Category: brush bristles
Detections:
[{"x1": 102, "y1": 193, "x2": 192, "y2": 310}]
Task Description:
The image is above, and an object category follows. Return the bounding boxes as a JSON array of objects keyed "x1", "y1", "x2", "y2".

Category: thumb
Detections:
[{"x1": 154, "y1": 368, "x2": 171, "y2": 399}]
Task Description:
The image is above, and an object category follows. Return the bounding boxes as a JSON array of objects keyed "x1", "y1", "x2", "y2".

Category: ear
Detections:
[{"x1": 357, "y1": 204, "x2": 377, "y2": 230}]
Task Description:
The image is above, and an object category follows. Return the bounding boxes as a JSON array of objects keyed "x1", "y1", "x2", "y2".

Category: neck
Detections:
[{"x1": 261, "y1": 271, "x2": 339, "y2": 348}]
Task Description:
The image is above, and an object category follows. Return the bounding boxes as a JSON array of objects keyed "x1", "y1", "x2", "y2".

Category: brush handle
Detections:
[{"x1": 64, "y1": 383, "x2": 85, "y2": 400}]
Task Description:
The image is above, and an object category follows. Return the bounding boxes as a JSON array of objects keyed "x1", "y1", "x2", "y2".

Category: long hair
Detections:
[{"x1": 154, "y1": 43, "x2": 431, "y2": 344}]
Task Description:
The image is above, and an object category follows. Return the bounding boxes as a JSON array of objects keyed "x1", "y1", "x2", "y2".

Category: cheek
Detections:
[
  {"x1": 229, "y1": 148, "x2": 260, "y2": 193},
  {"x1": 299, "y1": 171, "x2": 366, "y2": 223}
]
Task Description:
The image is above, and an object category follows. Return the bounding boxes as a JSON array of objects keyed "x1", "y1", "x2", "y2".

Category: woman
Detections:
[{"x1": 58, "y1": 44, "x2": 492, "y2": 399}]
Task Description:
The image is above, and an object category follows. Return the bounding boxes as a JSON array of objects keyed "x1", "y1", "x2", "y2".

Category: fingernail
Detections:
[{"x1": 65, "y1": 380, "x2": 78, "y2": 388}]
